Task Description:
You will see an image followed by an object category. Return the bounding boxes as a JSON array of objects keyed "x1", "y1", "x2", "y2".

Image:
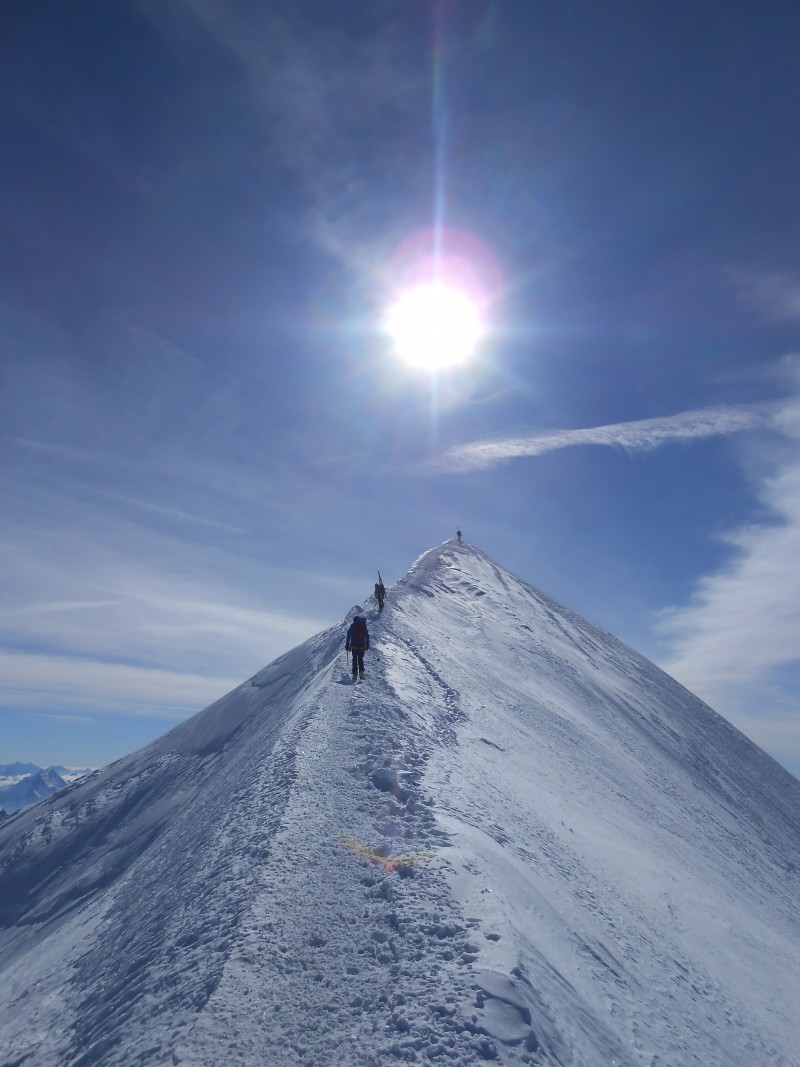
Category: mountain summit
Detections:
[{"x1": 1, "y1": 541, "x2": 799, "y2": 1066}]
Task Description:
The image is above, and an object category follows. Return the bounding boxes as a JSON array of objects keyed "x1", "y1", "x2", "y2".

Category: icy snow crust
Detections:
[{"x1": 0, "y1": 541, "x2": 799, "y2": 1066}]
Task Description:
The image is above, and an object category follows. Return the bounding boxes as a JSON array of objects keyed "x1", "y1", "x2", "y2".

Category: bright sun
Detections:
[{"x1": 386, "y1": 282, "x2": 483, "y2": 370}]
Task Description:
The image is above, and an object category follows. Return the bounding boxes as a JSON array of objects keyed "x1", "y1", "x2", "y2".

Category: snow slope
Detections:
[{"x1": 0, "y1": 541, "x2": 798, "y2": 1066}]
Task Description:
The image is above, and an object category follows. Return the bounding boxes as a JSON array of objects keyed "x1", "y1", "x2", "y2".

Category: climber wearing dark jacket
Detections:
[{"x1": 346, "y1": 616, "x2": 370, "y2": 681}]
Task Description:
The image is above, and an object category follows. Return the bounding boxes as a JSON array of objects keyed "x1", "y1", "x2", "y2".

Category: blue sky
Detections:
[{"x1": 2, "y1": 0, "x2": 800, "y2": 778}]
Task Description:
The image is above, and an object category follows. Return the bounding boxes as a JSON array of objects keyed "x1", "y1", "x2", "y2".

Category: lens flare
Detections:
[{"x1": 340, "y1": 834, "x2": 434, "y2": 874}]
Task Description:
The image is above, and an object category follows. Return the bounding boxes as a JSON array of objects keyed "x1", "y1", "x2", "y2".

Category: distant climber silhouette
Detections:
[{"x1": 457, "y1": 529, "x2": 462, "y2": 543}]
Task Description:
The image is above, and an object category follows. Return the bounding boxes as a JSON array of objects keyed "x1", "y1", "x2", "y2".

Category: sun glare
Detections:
[{"x1": 386, "y1": 282, "x2": 483, "y2": 370}]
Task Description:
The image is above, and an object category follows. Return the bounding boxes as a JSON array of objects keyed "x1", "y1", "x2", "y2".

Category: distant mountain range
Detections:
[{"x1": 0, "y1": 763, "x2": 93, "y2": 815}]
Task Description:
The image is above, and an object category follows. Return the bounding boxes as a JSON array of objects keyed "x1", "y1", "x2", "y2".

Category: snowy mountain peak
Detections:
[
  {"x1": 0, "y1": 765, "x2": 73, "y2": 815},
  {"x1": 1, "y1": 543, "x2": 799, "y2": 1066}
]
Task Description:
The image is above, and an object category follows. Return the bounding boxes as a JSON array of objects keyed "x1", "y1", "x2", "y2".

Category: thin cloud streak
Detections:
[
  {"x1": 430, "y1": 404, "x2": 775, "y2": 472},
  {"x1": 0, "y1": 650, "x2": 239, "y2": 720},
  {"x1": 96, "y1": 491, "x2": 251, "y2": 535},
  {"x1": 0, "y1": 495, "x2": 335, "y2": 722},
  {"x1": 37, "y1": 713, "x2": 97, "y2": 726},
  {"x1": 1, "y1": 557, "x2": 328, "y2": 689}
]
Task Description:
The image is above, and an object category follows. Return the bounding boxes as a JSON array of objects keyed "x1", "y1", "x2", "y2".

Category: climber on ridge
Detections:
[
  {"x1": 375, "y1": 574, "x2": 386, "y2": 612},
  {"x1": 346, "y1": 614, "x2": 370, "y2": 682},
  {"x1": 457, "y1": 528, "x2": 463, "y2": 543}
]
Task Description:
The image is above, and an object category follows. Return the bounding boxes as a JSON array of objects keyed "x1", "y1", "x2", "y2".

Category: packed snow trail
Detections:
[
  {"x1": 181, "y1": 610, "x2": 503, "y2": 1065},
  {"x1": 1, "y1": 541, "x2": 799, "y2": 1066}
]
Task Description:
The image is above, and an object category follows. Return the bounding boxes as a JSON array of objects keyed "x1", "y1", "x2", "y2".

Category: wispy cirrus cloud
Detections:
[
  {"x1": 0, "y1": 533, "x2": 330, "y2": 688},
  {"x1": 733, "y1": 268, "x2": 800, "y2": 323},
  {"x1": 0, "y1": 650, "x2": 236, "y2": 721},
  {"x1": 137, "y1": 0, "x2": 428, "y2": 264},
  {"x1": 656, "y1": 391, "x2": 800, "y2": 775},
  {"x1": 96, "y1": 491, "x2": 251, "y2": 535},
  {"x1": 430, "y1": 403, "x2": 775, "y2": 473},
  {"x1": 0, "y1": 557, "x2": 332, "y2": 740},
  {"x1": 0, "y1": 468, "x2": 338, "y2": 734}
]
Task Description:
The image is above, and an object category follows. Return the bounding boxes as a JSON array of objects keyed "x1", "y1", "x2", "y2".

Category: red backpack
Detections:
[{"x1": 351, "y1": 618, "x2": 367, "y2": 644}]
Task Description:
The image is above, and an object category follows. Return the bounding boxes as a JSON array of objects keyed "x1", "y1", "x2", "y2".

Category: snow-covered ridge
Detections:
[{"x1": 0, "y1": 540, "x2": 798, "y2": 1066}]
